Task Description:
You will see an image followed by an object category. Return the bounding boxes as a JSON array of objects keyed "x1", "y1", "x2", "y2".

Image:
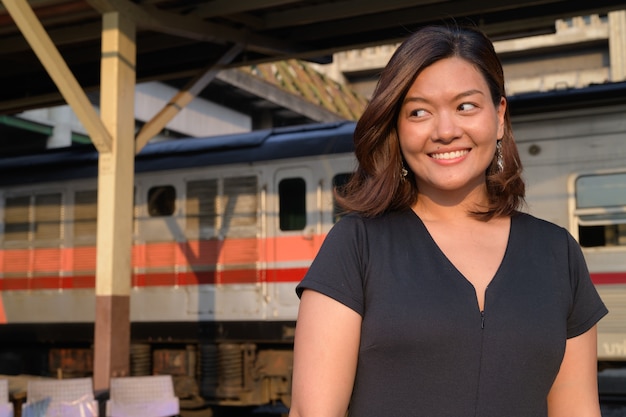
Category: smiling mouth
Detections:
[{"x1": 429, "y1": 150, "x2": 470, "y2": 160}]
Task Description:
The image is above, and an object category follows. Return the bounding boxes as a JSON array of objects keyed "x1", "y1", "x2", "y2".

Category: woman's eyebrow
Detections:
[{"x1": 403, "y1": 89, "x2": 485, "y2": 105}]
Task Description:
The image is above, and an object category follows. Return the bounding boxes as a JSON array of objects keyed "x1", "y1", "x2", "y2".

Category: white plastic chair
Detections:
[
  {"x1": 106, "y1": 375, "x2": 179, "y2": 417},
  {"x1": 23, "y1": 377, "x2": 98, "y2": 417},
  {"x1": 0, "y1": 380, "x2": 13, "y2": 417}
]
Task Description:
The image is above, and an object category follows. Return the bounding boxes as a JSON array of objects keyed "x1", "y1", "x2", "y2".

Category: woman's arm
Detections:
[
  {"x1": 547, "y1": 325, "x2": 601, "y2": 417},
  {"x1": 289, "y1": 289, "x2": 362, "y2": 417}
]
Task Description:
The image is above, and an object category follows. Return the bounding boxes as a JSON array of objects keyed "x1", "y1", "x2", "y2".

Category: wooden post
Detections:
[
  {"x1": 609, "y1": 10, "x2": 626, "y2": 82},
  {"x1": 93, "y1": 11, "x2": 137, "y2": 393}
]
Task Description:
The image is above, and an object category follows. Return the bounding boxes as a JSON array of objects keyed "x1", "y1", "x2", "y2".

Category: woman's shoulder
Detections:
[
  {"x1": 513, "y1": 211, "x2": 570, "y2": 241},
  {"x1": 326, "y1": 211, "x2": 417, "y2": 247}
]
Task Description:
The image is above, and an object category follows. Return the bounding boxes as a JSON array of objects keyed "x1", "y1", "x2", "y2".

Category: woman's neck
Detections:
[{"x1": 412, "y1": 184, "x2": 490, "y2": 223}]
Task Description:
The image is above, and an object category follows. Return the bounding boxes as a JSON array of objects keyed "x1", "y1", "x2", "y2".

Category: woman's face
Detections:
[{"x1": 397, "y1": 57, "x2": 506, "y2": 198}]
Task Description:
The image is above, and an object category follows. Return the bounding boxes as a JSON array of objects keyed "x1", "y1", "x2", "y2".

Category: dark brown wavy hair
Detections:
[{"x1": 336, "y1": 25, "x2": 525, "y2": 220}]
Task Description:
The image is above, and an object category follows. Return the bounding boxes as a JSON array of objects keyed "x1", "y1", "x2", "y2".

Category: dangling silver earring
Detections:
[
  {"x1": 401, "y1": 166, "x2": 408, "y2": 182},
  {"x1": 496, "y1": 140, "x2": 504, "y2": 172}
]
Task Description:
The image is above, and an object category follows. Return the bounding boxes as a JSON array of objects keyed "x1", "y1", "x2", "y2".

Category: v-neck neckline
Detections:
[{"x1": 406, "y1": 209, "x2": 515, "y2": 312}]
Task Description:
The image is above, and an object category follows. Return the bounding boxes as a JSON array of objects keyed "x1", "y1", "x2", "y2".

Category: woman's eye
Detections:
[
  {"x1": 409, "y1": 109, "x2": 427, "y2": 117},
  {"x1": 459, "y1": 102, "x2": 477, "y2": 111}
]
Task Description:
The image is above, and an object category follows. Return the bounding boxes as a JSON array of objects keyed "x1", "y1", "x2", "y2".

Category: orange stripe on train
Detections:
[{"x1": 0, "y1": 236, "x2": 325, "y2": 273}]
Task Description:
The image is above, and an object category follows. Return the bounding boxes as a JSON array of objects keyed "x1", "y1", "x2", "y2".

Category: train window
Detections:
[
  {"x1": 148, "y1": 185, "x2": 176, "y2": 216},
  {"x1": 279, "y1": 177, "x2": 306, "y2": 231},
  {"x1": 222, "y1": 176, "x2": 258, "y2": 234},
  {"x1": 332, "y1": 173, "x2": 352, "y2": 223},
  {"x1": 186, "y1": 179, "x2": 218, "y2": 238},
  {"x1": 74, "y1": 190, "x2": 98, "y2": 240},
  {"x1": 4, "y1": 195, "x2": 31, "y2": 242},
  {"x1": 575, "y1": 172, "x2": 626, "y2": 247},
  {"x1": 34, "y1": 193, "x2": 62, "y2": 240},
  {"x1": 3, "y1": 193, "x2": 63, "y2": 244}
]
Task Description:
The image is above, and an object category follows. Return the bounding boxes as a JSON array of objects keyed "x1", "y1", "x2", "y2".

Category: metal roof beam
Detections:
[
  {"x1": 85, "y1": 0, "x2": 303, "y2": 57},
  {"x1": 262, "y1": 0, "x2": 445, "y2": 29},
  {"x1": 193, "y1": 0, "x2": 300, "y2": 19},
  {"x1": 0, "y1": 21, "x2": 102, "y2": 54}
]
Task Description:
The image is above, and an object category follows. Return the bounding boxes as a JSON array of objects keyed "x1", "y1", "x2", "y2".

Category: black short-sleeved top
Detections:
[{"x1": 296, "y1": 210, "x2": 608, "y2": 417}]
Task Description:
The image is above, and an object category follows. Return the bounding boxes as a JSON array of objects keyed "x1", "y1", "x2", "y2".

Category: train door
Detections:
[
  {"x1": 1, "y1": 186, "x2": 67, "y2": 322},
  {"x1": 132, "y1": 176, "x2": 190, "y2": 322},
  {"x1": 269, "y1": 167, "x2": 320, "y2": 319},
  {"x1": 568, "y1": 169, "x2": 626, "y2": 360}
]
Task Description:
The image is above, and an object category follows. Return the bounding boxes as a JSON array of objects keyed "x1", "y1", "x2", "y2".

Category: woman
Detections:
[{"x1": 289, "y1": 25, "x2": 608, "y2": 417}]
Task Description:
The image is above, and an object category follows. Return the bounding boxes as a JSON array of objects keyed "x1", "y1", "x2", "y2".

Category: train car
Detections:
[
  {"x1": 1, "y1": 81, "x2": 625, "y2": 413},
  {"x1": 508, "y1": 82, "x2": 626, "y2": 364},
  {"x1": 0, "y1": 121, "x2": 356, "y2": 413}
]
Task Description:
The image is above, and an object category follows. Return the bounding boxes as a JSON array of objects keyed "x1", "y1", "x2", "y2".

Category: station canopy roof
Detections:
[{"x1": 1, "y1": 0, "x2": 625, "y2": 118}]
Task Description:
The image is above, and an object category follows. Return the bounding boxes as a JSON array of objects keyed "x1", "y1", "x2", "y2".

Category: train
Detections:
[{"x1": 1, "y1": 81, "x2": 625, "y2": 414}]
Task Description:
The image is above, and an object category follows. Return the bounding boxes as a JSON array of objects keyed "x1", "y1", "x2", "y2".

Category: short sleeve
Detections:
[
  {"x1": 295, "y1": 214, "x2": 368, "y2": 316},
  {"x1": 565, "y1": 232, "x2": 609, "y2": 338}
]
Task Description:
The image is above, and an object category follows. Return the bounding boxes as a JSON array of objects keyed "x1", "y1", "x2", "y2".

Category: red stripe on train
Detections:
[
  {"x1": 591, "y1": 272, "x2": 626, "y2": 284},
  {"x1": 133, "y1": 268, "x2": 308, "y2": 286},
  {"x1": 2, "y1": 269, "x2": 622, "y2": 291}
]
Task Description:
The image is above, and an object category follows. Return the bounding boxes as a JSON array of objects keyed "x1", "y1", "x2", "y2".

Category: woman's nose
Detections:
[{"x1": 433, "y1": 111, "x2": 461, "y2": 142}]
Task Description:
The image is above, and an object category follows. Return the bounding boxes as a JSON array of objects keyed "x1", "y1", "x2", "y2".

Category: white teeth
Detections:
[{"x1": 430, "y1": 150, "x2": 469, "y2": 160}]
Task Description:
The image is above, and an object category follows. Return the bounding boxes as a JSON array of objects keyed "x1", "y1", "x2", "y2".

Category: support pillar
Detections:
[
  {"x1": 93, "y1": 11, "x2": 137, "y2": 393},
  {"x1": 609, "y1": 10, "x2": 626, "y2": 82}
]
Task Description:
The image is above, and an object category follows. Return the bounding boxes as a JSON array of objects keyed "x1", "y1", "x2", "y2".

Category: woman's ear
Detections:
[{"x1": 497, "y1": 96, "x2": 507, "y2": 139}]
